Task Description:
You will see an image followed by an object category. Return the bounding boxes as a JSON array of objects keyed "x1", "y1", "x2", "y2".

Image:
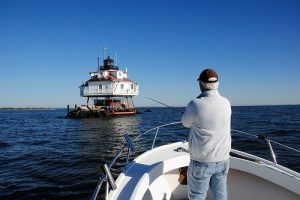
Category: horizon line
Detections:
[{"x1": 1, "y1": 104, "x2": 299, "y2": 110}]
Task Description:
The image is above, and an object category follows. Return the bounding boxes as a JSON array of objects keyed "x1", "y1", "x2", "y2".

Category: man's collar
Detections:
[{"x1": 197, "y1": 90, "x2": 219, "y2": 98}]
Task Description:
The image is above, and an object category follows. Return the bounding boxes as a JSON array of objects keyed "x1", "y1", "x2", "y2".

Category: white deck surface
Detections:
[{"x1": 108, "y1": 142, "x2": 300, "y2": 200}]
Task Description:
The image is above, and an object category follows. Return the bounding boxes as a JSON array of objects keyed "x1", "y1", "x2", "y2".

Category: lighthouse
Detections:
[{"x1": 69, "y1": 56, "x2": 139, "y2": 118}]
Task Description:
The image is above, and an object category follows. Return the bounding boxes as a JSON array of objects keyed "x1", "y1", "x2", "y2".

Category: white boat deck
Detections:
[{"x1": 108, "y1": 142, "x2": 300, "y2": 200}]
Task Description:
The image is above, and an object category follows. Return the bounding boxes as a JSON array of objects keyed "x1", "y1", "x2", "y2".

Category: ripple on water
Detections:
[{"x1": 0, "y1": 106, "x2": 300, "y2": 199}]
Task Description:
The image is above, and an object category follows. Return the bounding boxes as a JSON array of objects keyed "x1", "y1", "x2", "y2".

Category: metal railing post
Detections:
[
  {"x1": 91, "y1": 175, "x2": 106, "y2": 200},
  {"x1": 151, "y1": 127, "x2": 160, "y2": 149},
  {"x1": 125, "y1": 147, "x2": 130, "y2": 169},
  {"x1": 105, "y1": 181, "x2": 109, "y2": 200},
  {"x1": 267, "y1": 140, "x2": 277, "y2": 164}
]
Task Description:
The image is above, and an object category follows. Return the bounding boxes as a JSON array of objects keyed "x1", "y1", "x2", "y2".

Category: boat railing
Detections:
[
  {"x1": 231, "y1": 129, "x2": 300, "y2": 165},
  {"x1": 81, "y1": 87, "x2": 139, "y2": 97},
  {"x1": 91, "y1": 121, "x2": 300, "y2": 200}
]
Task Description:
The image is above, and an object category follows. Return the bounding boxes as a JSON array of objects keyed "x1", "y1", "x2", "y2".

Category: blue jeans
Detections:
[{"x1": 187, "y1": 159, "x2": 229, "y2": 200}]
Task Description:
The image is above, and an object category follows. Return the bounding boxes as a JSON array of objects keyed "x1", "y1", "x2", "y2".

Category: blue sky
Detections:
[{"x1": 0, "y1": 0, "x2": 299, "y2": 107}]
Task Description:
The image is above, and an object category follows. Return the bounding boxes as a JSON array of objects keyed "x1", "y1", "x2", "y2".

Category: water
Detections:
[{"x1": 0, "y1": 105, "x2": 299, "y2": 199}]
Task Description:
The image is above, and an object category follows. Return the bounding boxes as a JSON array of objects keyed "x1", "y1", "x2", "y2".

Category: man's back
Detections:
[{"x1": 182, "y1": 90, "x2": 231, "y2": 162}]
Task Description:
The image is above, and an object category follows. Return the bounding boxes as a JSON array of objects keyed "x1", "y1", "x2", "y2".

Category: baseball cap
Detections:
[{"x1": 197, "y1": 69, "x2": 218, "y2": 83}]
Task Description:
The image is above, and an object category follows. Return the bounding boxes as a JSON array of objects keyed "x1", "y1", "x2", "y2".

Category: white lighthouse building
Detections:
[{"x1": 79, "y1": 56, "x2": 139, "y2": 115}]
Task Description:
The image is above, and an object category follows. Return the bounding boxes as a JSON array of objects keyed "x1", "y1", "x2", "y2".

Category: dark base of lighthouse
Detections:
[{"x1": 66, "y1": 106, "x2": 138, "y2": 119}]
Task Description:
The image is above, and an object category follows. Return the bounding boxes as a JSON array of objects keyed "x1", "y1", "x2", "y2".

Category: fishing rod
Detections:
[
  {"x1": 145, "y1": 97, "x2": 183, "y2": 113},
  {"x1": 146, "y1": 97, "x2": 300, "y2": 157}
]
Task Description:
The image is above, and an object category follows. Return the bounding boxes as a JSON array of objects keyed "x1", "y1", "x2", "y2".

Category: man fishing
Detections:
[{"x1": 181, "y1": 69, "x2": 232, "y2": 200}]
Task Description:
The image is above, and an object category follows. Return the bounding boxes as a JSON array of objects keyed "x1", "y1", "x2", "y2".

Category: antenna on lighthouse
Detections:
[
  {"x1": 100, "y1": 46, "x2": 108, "y2": 61},
  {"x1": 115, "y1": 51, "x2": 118, "y2": 66}
]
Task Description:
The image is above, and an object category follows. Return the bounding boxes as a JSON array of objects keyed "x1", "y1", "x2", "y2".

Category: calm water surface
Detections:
[{"x1": 0, "y1": 105, "x2": 299, "y2": 199}]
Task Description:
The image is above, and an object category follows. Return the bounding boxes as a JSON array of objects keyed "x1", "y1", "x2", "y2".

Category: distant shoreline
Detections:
[{"x1": 0, "y1": 108, "x2": 57, "y2": 110}]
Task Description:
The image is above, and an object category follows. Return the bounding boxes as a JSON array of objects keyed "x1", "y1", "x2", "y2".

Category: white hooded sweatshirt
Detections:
[{"x1": 181, "y1": 90, "x2": 231, "y2": 162}]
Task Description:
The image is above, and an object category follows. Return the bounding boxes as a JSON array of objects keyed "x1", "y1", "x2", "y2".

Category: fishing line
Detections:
[{"x1": 145, "y1": 97, "x2": 183, "y2": 113}]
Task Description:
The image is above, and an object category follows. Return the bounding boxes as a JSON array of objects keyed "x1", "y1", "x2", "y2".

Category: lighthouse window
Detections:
[
  {"x1": 131, "y1": 84, "x2": 134, "y2": 89},
  {"x1": 99, "y1": 84, "x2": 102, "y2": 89},
  {"x1": 121, "y1": 84, "x2": 124, "y2": 89}
]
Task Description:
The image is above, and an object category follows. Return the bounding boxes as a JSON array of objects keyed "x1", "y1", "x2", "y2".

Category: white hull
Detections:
[
  {"x1": 91, "y1": 122, "x2": 300, "y2": 200},
  {"x1": 108, "y1": 142, "x2": 300, "y2": 200}
]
